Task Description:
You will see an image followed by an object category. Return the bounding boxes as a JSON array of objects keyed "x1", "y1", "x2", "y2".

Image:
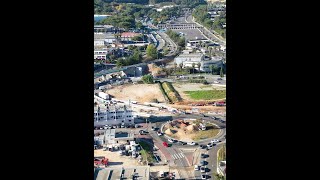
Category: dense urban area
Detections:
[{"x1": 94, "y1": 0, "x2": 226, "y2": 179}]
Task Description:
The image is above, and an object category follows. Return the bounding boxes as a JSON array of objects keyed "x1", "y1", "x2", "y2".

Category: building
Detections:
[
  {"x1": 94, "y1": 25, "x2": 114, "y2": 33},
  {"x1": 121, "y1": 32, "x2": 141, "y2": 41},
  {"x1": 174, "y1": 53, "x2": 223, "y2": 72},
  {"x1": 94, "y1": 33, "x2": 116, "y2": 46},
  {"x1": 94, "y1": 105, "x2": 135, "y2": 126},
  {"x1": 94, "y1": 49, "x2": 108, "y2": 60},
  {"x1": 95, "y1": 166, "x2": 150, "y2": 180}
]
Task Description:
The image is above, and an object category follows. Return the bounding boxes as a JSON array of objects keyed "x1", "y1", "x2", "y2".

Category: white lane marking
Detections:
[
  {"x1": 180, "y1": 153, "x2": 185, "y2": 158},
  {"x1": 171, "y1": 154, "x2": 176, "y2": 159}
]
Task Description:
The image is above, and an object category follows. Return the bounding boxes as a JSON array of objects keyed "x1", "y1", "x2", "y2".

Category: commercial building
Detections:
[
  {"x1": 94, "y1": 105, "x2": 135, "y2": 126},
  {"x1": 174, "y1": 53, "x2": 223, "y2": 72}
]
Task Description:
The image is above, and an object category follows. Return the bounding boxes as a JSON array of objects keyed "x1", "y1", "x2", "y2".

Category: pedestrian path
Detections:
[{"x1": 171, "y1": 153, "x2": 185, "y2": 160}]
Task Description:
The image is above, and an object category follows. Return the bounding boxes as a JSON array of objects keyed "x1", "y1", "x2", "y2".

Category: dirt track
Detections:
[{"x1": 107, "y1": 84, "x2": 166, "y2": 103}]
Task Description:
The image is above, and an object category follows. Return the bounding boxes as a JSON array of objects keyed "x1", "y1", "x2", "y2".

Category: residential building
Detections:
[
  {"x1": 94, "y1": 105, "x2": 135, "y2": 126},
  {"x1": 94, "y1": 25, "x2": 114, "y2": 33},
  {"x1": 94, "y1": 33, "x2": 116, "y2": 45}
]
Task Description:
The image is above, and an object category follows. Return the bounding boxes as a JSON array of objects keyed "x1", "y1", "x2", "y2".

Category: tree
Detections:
[
  {"x1": 131, "y1": 35, "x2": 143, "y2": 41},
  {"x1": 220, "y1": 66, "x2": 224, "y2": 77},
  {"x1": 179, "y1": 63, "x2": 183, "y2": 71},
  {"x1": 142, "y1": 74, "x2": 154, "y2": 84},
  {"x1": 163, "y1": 48, "x2": 169, "y2": 55},
  {"x1": 135, "y1": 21, "x2": 143, "y2": 29},
  {"x1": 116, "y1": 58, "x2": 125, "y2": 67},
  {"x1": 146, "y1": 44, "x2": 158, "y2": 59},
  {"x1": 174, "y1": 62, "x2": 177, "y2": 72},
  {"x1": 209, "y1": 64, "x2": 214, "y2": 75},
  {"x1": 197, "y1": 62, "x2": 201, "y2": 74},
  {"x1": 192, "y1": 63, "x2": 195, "y2": 74},
  {"x1": 132, "y1": 50, "x2": 142, "y2": 63}
]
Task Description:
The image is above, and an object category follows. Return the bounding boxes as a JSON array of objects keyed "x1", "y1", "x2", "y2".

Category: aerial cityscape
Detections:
[{"x1": 94, "y1": 0, "x2": 226, "y2": 179}]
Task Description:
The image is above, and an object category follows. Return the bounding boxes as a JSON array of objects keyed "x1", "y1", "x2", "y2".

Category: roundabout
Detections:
[{"x1": 160, "y1": 118, "x2": 222, "y2": 143}]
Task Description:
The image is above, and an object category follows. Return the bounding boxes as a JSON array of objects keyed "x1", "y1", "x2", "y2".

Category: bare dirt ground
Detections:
[
  {"x1": 107, "y1": 84, "x2": 166, "y2": 103},
  {"x1": 172, "y1": 83, "x2": 225, "y2": 102},
  {"x1": 94, "y1": 149, "x2": 141, "y2": 167},
  {"x1": 169, "y1": 104, "x2": 226, "y2": 113}
]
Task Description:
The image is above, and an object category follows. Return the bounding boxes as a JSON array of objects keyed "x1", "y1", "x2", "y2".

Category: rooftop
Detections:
[
  {"x1": 94, "y1": 33, "x2": 115, "y2": 40},
  {"x1": 95, "y1": 166, "x2": 150, "y2": 180}
]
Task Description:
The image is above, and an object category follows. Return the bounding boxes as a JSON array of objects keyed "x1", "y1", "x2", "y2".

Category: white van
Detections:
[{"x1": 194, "y1": 165, "x2": 199, "y2": 171}]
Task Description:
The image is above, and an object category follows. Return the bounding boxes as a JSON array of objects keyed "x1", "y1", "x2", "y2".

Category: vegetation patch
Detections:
[
  {"x1": 184, "y1": 90, "x2": 226, "y2": 100},
  {"x1": 162, "y1": 81, "x2": 182, "y2": 103},
  {"x1": 192, "y1": 128, "x2": 220, "y2": 141},
  {"x1": 139, "y1": 142, "x2": 155, "y2": 163}
]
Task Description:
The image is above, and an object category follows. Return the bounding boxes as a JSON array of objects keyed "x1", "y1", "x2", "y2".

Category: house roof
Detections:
[{"x1": 121, "y1": 32, "x2": 140, "y2": 38}]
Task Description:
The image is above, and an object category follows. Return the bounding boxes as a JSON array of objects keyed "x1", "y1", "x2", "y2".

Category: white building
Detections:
[
  {"x1": 94, "y1": 50, "x2": 108, "y2": 60},
  {"x1": 174, "y1": 53, "x2": 223, "y2": 72},
  {"x1": 94, "y1": 105, "x2": 135, "y2": 126}
]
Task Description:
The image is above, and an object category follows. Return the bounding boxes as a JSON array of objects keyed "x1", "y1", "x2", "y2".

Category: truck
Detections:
[{"x1": 98, "y1": 92, "x2": 109, "y2": 100}]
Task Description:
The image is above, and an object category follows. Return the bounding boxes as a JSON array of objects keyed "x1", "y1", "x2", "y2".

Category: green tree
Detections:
[
  {"x1": 209, "y1": 64, "x2": 214, "y2": 75},
  {"x1": 132, "y1": 35, "x2": 144, "y2": 41},
  {"x1": 197, "y1": 62, "x2": 201, "y2": 74},
  {"x1": 179, "y1": 63, "x2": 183, "y2": 71},
  {"x1": 146, "y1": 44, "x2": 158, "y2": 59},
  {"x1": 174, "y1": 62, "x2": 177, "y2": 72},
  {"x1": 163, "y1": 48, "x2": 169, "y2": 55},
  {"x1": 135, "y1": 21, "x2": 143, "y2": 29},
  {"x1": 132, "y1": 50, "x2": 142, "y2": 63},
  {"x1": 220, "y1": 67, "x2": 224, "y2": 77},
  {"x1": 142, "y1": 74, "x2": 154, "y2": 84},
  {"x1": 192, "y1": 63, "x2": 195, "y2": 74},
  {"x1": 116, "y1": 58, "x2": 125, "y2": 67}
]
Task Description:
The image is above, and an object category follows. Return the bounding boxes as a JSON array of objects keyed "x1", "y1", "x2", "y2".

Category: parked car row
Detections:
[{"x1": 94, "y1": 124, "x2": 141, "y2": 130}]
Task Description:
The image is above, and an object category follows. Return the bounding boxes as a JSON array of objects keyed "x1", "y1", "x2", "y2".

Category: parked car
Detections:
[
  {"x1": 151, "y1": 126, "x2": 155, "y2": 131},
  {"x1": 199, "y1": 144, "x2": 206, "y2": 149},
  {"x1": 207, "y1": 143, "x2": 213, "y2": 148},
  {"x1": 157, "y1": 131, "x2": 163, "y2": 136},
  {"x1": 211, "y1": 116, "x2": 216, "y2": 120},
  {"x1": 200, "y1": 166, "x2": 206, "y2": 173},
  {"x1": 163, "y1": 142, "x2": 169, "y2": 147},
  {"x1": 168, "y1": 138, "x2": 174, "y2": 143},
  {"x1": 178, "y1": 141, "x2": 187, "y2": 145},
  {"x1": 211, "y1": 139, "x2": 219, "y2": 143},
  {"x1": 194, "y1": 165, "x2": 200, "y2": 171},
  {"x1": 200, "y1": 160, "x2": 206, "y2": 166},
  {"x1": 201, "y1": 154, "x2": 207, "y2": 158},
  {"x1": 201, "y1": 174, "x2": 207, "y2": 179},
  {"x1": 187, "y1": 142, "x2": 196, "y2": 145}
]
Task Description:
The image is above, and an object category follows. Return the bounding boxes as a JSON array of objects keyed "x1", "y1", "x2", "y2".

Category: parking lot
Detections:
[{"x1": 172, "y1": 29, "x2": 207, "y2": 41}]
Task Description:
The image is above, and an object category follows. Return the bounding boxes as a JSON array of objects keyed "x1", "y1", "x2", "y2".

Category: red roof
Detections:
[{"x1": 121, "y1": 32, "x2": 140, "y2": 38}]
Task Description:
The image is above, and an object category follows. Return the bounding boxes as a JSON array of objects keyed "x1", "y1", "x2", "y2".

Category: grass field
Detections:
[
  {"x1": 192, "y1": 128, "x2": 220, "y2": 141},
  {"x1": 184, "y1": 89, "x2": 226, "y2": 100}
]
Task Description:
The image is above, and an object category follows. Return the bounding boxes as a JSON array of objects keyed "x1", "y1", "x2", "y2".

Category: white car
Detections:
[
  {"x1": 213, "y1": 81, "x2": 220, "y2": 84},
  {"x1": 211, "y1": 139, "x2": 219, "y2": 143},
  {"x1": 200, "y1": 166, "x2": 205, "y2": 173},
  {"x1": 157, "y1": 131, "x2": 163, "y2": 136},
  {"x1": 168, "y1": 138, "x2": 174, "y2": 143},
  {"x1": 187, "y1": 142, "x2": 196, "y2": 145},
  {"x1": 201, "y1": 174, "x2": 207, "y2": 179},
  {"x1": 194, "y1": 165, "x2": 199, "y2": 171}
]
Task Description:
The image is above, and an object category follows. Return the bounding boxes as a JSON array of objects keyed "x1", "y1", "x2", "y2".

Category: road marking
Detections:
[{"x1": 180, "y1": 153, "x2": 185, "y2": 158}]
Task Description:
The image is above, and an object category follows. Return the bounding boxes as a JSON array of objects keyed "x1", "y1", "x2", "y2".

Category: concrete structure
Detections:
[
  {"x1": 94, "y1": 50, "x2": 108, "y2": 60},
  {"x1": 103, "y1": 129, "x2": 135, "y2": 145},
  {"x1": 94, "y1": 33, "x2": 116, "y2": 45},
  {"x1": 174, "y1": 53, "x2": 223, "y2": 72},
  {"x1": 95, "y1": 166, "x2": 150, "y2": 180},
  {"x1": 94, "y1": 105, "x2": 135, "y2": 126},
  {"x1": 94, "y1": 25, "x2": 114, "y2": 33}
]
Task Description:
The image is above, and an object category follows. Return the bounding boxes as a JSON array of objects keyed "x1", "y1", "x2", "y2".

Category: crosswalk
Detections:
[{"x1": 171, "y1": 153, "x2": 185, "y2": 160}]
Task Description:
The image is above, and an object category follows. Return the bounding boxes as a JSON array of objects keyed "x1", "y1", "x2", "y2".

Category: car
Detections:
[
  {"x1": 194, "y1": 165, "x2": 199, "y2": 171},
  {"x1": 168, "y1": 138, "x2": 174, "y2": 143},
  {"x1": 163, "y1": 142, "x2": 169, "y2": 147},
  {"x1": 178, "y1": 141, "x2": 187, "y2": 145},
  {"x1": 217, "y1": 78, "x2": 223, "y2": 80},
  {"x1": 151, "y1": 126, "x2": 155, "y2": 131},
  {"x1": 207, "y1": 143, "x2": 213, "y2": 148},
  {"x1": 187, "y1": 142, "x2": 196, "y2": 145},
  {"x1": 200, "y1": 160, "x2": 206, "y2": 166},
  {"x1": 201, "y1": 174, "x2": 207, "y2": 179},
  {"x1": 159, "y1": 171, "x2": 164, "y2": 177},
  {"x1": 211, "y1": 139, "x2": 219, "y2": 143},
  {"x1": 213, "y1": 81, "x2": 220, "y2": 84},
  {"x1": 157, "y1": 131, "x2": 163, "y2": 136},
  {"x1": 201, "y1": 154, "x2": 207, "y2": 158},
  {"x1": 211, "y1": 116, "x2": 216, "y2": 120},
  {"x1": 200, "y1": 166, "x2": 205, "y2": 172}
]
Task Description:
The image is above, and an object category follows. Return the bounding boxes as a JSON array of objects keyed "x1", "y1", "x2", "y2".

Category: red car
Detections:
[{"x1": 163, "y1": 142, "x2": 168, "y2": 147}]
